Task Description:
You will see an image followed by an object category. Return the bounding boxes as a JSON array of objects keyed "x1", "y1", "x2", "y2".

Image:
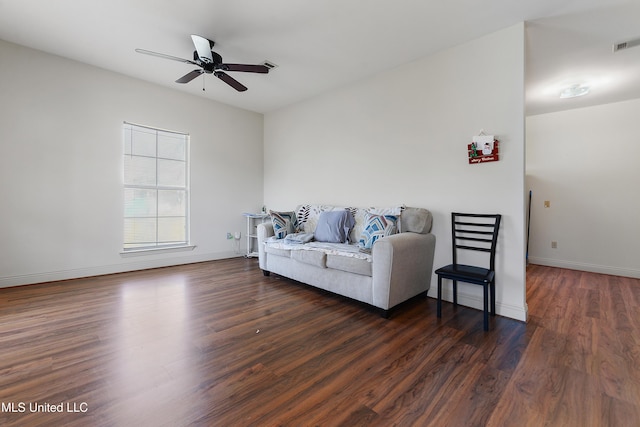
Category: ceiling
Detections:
[{"x1": 1, "y1": 0, "x2": 639, "y2": 115}]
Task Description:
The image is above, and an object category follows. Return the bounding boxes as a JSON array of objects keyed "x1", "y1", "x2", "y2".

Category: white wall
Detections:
[
  {"x1": 526, "y1": 98, "x2": 640, "y2": 278},
  {"x1": 264, "y1": 24, "x2": 527, "y2": 321},
  {"x1": 0, "y1": 39, "x2": 264, "y2": 287}
]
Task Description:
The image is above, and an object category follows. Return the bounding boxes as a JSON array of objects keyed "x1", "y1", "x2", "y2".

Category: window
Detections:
[{"x1": 123, "y1": 122, "x2": 189, "y2": 251}]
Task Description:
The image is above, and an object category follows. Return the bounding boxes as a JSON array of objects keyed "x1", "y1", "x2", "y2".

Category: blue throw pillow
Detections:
[
  {"x1": 313, "y1": 210, "x2": 355, "y2": 243},
  {"x1": 269, "y1": 211, "x2": 299, "y2": 239},
  {"x1": 359, "y1": 214, "x2": 398, "y2": 250}
]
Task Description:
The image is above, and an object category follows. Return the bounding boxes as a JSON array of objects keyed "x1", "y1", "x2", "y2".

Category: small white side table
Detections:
[{"x1": 243, "y1": 213, "x2": 269, "y2": 258}]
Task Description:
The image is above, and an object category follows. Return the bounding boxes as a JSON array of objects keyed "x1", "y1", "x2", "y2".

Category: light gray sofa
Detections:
[{"x1": 257, "y1": 206, "x2": 436, "y2": 316}]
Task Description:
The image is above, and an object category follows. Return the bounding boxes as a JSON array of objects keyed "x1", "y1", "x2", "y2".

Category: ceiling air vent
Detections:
[
  {"x1": 613, "y1": 38, "x2": 640, "y2": 52},
  {"x1": 262, "y1": 60, "x2": 278, "y2": 70}
]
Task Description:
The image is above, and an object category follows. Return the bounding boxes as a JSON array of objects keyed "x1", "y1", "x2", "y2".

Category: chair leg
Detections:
[
  {"x1": 437, "y1": 276, "x2": 442, "y2": 318},
  {"x1": 452, "y1": 280, "x2": 458, "y2": 306},
  {"x1": 490, "y1": 280, "x2": 496, "y2": 316},
  {"x1": 483, "y1": 284, "x2": 489, "y2": 331}
]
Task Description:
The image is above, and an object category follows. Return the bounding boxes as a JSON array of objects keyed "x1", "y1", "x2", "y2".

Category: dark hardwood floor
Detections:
[{"x1": 1, "y1": 259, "x2": 639, "y2": 426}]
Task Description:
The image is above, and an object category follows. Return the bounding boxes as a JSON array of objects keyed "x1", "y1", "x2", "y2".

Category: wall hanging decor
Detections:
[{"x1": 468, "y1": 131, "x2": 499, "y2": 164}]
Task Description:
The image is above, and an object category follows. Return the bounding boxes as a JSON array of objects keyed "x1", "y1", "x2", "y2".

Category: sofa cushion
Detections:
[
  {"x1": 291, "y1": 249, "x2": 326, "y2": 268},
  {"x1": 358, "y1": 213, "x2": 398, "y2": 250},
  {"x1": 401, "y1": 207, "x2": 433, "y2": 234},
  {"x1": 314, "y1": 209, "x2": 355, "y2": 243},
  {"x1": 265, "y1": 244, "x2": 291, "y2": 258},
  {"x1": 269, "y1": 210, "x2": 299, "y2": 239},
  {"x1": 326, "y1": 254, "x2": 372, "y2": 276}
]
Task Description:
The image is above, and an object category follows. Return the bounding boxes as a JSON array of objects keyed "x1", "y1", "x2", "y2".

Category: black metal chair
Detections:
[{"x1": 435, "y1": 213, "x2": 502, "y2": 331}]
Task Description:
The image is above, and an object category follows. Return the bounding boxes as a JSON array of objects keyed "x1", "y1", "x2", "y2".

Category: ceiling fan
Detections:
[{"x1": 135, "y1": 35, "x2": 269, "y2": 92}]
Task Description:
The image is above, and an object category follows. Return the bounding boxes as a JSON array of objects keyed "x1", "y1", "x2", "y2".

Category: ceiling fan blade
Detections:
[
  {"x1": 135, "y1": 48, "x2": 196, "y2": 65},
  {"x1": 176, "y1": 70, "x2": 203, "y2": 84},
  {"x1": 191, "y1": 35, "x2": 214, "y2": 64},
  {"x1": 222, "y1": 63, "x2": 270, "y2": 73},
  {"x1": 215, "y1": 71, "x2": 247, "y2": 92}
]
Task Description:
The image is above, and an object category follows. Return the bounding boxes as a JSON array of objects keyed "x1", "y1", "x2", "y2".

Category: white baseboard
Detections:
[
  {"x1": 528, "y1": 257, "x2": 640, "y2": 279},
  {"x1": 427, "y1": 288, "x2": 528, "y2": 322},
  {"x1": 0, "y1": 251, "x2": 242, "y2": 289}
]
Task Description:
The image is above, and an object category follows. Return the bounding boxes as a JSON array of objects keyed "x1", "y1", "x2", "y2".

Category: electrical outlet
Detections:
[
  {"x1": 226, "y1": 232, "x2": 233, "y2": 240},
  {"x1": 551, "y1": 241, "x2": 558, "y2": 249},
  {"x1": 234, "y1": 231, "x2": 241, "y2": 240}
]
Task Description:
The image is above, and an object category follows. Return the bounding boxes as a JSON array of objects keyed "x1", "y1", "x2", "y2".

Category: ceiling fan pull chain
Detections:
[{"x1": 202, "y1": 75, "x2": 205, "y2": 92}]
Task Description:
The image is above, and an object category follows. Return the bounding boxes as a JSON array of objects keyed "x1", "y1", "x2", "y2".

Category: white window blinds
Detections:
[{"x1": 123, "y1": 123, "x2": 189, "y2": 251}]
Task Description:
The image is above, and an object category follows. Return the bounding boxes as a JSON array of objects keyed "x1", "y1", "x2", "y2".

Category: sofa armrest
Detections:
[
  {"x1": 257, "y1": 222, "x2": 274, "y2": 270},
  {"x1": 371, "y1": 231, "x2": 436, "y2": 310}
]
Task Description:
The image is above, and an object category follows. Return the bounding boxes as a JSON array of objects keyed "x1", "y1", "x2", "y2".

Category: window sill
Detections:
[{"x1": 120, "y1": 245, "x2": 196, "y2": 257}]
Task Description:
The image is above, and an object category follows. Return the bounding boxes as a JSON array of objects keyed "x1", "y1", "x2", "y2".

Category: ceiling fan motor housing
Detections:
[
  {"x1": 193, "y1": 50, "x2": 222, "y2": 63},
  {"x1": 193, "y1": 50, "x2": 223, "y2": 73}
]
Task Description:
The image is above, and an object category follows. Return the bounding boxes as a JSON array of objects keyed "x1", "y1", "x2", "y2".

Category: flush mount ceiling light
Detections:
[{"x1": 559, "y1": 84, "x2": 590, "y2": 99}]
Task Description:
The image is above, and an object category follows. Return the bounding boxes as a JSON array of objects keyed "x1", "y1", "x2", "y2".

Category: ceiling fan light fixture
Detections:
[{"x1": 559, "y1": 84, "x2": 590, "y2": 99}]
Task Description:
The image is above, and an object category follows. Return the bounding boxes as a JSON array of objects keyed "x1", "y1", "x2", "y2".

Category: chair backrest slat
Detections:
[
  {"x1": 451, "y1": 212, "x2": 501, "y2": 269},
  {"x1": 456, "y1": 245, "x2": 491, "y2": 252},
  {"x1": 456, "y1": 236, "x2": 492, "y2": 243}
]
